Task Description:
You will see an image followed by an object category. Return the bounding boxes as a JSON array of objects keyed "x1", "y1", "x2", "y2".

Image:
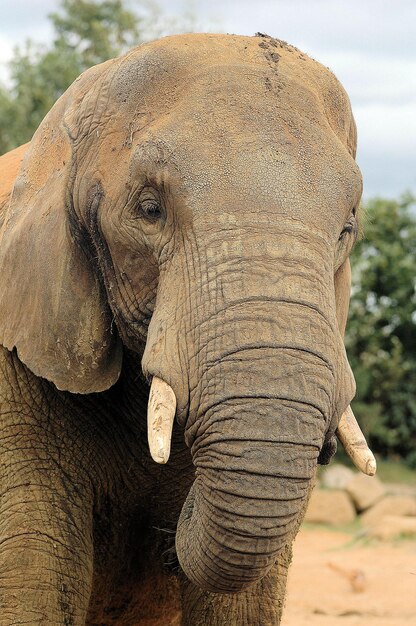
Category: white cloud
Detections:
[
  {"x1": 0, "y1": 35, "x2": 14, "y2": 86},
  {"x1": 355, "y1": 103, "x2": 416, "y2": 197},
  {"x1": 210, "y1": 0, "x2": 416, "y2": 59},
  {"x1": 0, "y1": 0, "x2": 58, "y2": 34},
  {"x1": 356, "y1": 103, "x2": 416, "y2": 156},
  {"x1": 317, "y1": 53, "x2": 416, "y2": 107}
]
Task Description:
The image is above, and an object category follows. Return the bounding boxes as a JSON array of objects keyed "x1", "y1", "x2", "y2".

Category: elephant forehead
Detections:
[
  {"x1": 109, "y1": 34, "x2": 352, "y2": 145},
  {"x1": 113, "y1": 33, "x2": 331, "y2": 96},
  {"x1": 107, "y1": 36, "x2": 360, "y2": 204},
  {"x1": 81, "y1": 34, "x2": 360, "y2": 226},
  {"x1": 167, "y1": 65, "x2": 325, "y2": 137},
  {"x1": 112, "y1": 33, "x2": 273, "y2": 100},
  {"x1": 129, "y1": 110, "x2": 361, "y2": 227}
]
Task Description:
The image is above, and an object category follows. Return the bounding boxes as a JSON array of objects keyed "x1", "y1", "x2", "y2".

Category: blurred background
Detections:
[{"x1": 1, "y1": 3, "x2": 416, "y2": 624}]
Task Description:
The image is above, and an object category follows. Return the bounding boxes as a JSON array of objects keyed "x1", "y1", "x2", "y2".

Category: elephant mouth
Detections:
[
  {"x1": 179, "y1": 485, "x2": 196, "y2": 523},
  {"x1": 158, "y1": 488, "x2": 195, "y2": 575},
  {"x1": 317, "y1": 434, "x2": 338, "y2": 465}
]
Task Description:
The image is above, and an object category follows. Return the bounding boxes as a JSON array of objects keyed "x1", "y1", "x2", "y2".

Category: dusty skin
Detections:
[{"x1": 283, "y1": 527, "x2": 416, "y2": 626}]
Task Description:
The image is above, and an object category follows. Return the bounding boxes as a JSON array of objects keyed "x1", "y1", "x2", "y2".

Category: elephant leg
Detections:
[
  {"x1": 0, "y1": 449, "x2": 94, "y2": 625},
  {"x1": 0, "y1": 354, "x2": 94, "y2": 624},
  {"x1": 179, "y1": 543, "x2": 293, "y2": 626}
]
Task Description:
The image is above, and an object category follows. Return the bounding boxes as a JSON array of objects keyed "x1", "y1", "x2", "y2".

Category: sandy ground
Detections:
[{"x1": 282, "y1": 526, "x2": 416, "y2": 626}]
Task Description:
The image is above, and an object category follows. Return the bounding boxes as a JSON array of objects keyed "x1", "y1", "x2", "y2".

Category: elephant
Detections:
[{"x1": 0, "y1": 33, "x2": 375, "y2": 625}]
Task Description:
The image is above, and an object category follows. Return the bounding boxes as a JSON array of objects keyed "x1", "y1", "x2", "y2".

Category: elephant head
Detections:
[{"x1": 0, "y1": 34, "x2": 374, "y2": 594}]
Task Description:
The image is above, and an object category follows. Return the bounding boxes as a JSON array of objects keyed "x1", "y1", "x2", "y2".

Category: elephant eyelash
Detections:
[
  {"x1": 128, "y1": 184, "x2": 166, "y2": 225},
  {"x1": 339, "y1": 208, "x2": 357, "y2": 241},
  {"x1": 338, "y1": 224, "x2": 353, "y2": 239},
  {"x1": 137, "y1": 199, "x2": 163, "y2": 222}
]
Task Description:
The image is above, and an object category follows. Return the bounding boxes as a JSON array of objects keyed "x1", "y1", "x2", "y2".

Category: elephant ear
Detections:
[{"x1": 0, "y1": 63, "x2": 123, "y2": 394}]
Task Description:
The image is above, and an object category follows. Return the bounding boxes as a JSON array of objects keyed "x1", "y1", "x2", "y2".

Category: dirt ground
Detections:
[{"x1": 282, "y1": 526, "x2": 416, "y2": 626}]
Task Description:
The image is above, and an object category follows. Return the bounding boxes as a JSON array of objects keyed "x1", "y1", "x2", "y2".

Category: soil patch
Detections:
[{"x1": 282, "y1": 526, "x2": 416, "y2": 625}]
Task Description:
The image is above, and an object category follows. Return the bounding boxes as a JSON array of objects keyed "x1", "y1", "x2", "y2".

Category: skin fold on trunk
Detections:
[{"x1": 174, "y1": 346, "x2": 336, "y2": 594}]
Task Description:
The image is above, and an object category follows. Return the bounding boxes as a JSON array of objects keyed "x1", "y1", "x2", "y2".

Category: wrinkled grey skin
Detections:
[{"x1": 0, "y1": 33, "x2": 361, "y2": 625}]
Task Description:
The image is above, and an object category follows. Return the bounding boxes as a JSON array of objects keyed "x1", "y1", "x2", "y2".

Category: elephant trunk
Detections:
[
  {"x1": 142, "y1": 241, "x2": 353, "y2": 593},
  {"x1": 175, "y1": 347, "x2": 335, "y2": 594}
]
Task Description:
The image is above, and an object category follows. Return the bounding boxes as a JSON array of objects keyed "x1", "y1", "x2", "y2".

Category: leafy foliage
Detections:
[
  {"x1": 347, "y1": 194, "x2": 416, "y2": 466},
  {"x1": 50, "y1": 0, "x2": 141, "y2": 69}
]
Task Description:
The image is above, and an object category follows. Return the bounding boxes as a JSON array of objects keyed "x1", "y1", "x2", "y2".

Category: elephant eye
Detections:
[
  {"x1": 134, "y1": 185, "x2": 164, "y2": 223},
  {"x1": 130, "y1": 185, "x2": 165, "y2": 227},
  {"x1": 139, "y1": 198, "x2": 162, "y2": 222}
]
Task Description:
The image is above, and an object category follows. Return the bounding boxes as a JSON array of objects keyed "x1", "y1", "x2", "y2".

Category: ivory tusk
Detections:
[
  {"x1": 147, "y1": 376, "x2": 176, "y2": 464},
  {"x1": 336, "y1": 405, "x2": 377, "y2": 476}
]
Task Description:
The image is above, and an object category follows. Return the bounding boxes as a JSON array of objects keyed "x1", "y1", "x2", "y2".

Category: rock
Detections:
[
  {"x1": 304, "y1": 489, "x2": 356, "y2": 525},
  {"x1": 361, "y1": 495, "x2": 416, "y2": 527},
  {"x1": 367, "y1": 515, "x2": 416, "y2": 540},
  {"x1": 384, "y1": 482, "x2": 416, "y2": 497},
  {"x1": 345, "y1": 473, "x2": 385, "y2": 512},
  {"x1": 321, "y1": 464, "x2": 355, "y2": 490}
]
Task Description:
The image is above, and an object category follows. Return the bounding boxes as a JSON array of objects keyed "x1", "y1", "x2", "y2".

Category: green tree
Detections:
[
  {"x1": 50, "y1": 0, "x2": 141, "y2": 69},
  {"x1": 0, "y1": 0, "x2": 141, "y2": 153},
  {"x1": 347, "y1": 193, "x2": 416, "y2": 465}
]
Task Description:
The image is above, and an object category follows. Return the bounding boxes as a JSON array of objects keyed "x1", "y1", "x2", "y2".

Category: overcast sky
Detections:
[{"x1": 1, "y1": 0, "x2": 415, "y2": 198}]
